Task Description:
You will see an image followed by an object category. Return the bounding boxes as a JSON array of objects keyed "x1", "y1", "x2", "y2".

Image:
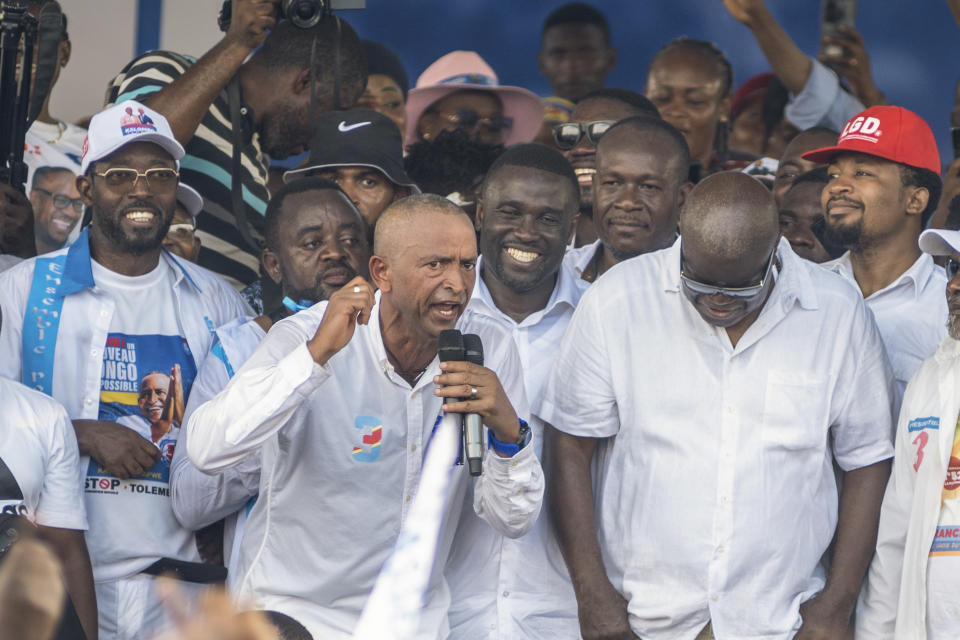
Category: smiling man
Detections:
[
  {"x1": 29, "y1": 166, "x2": 83, "y2": 256},
  {"x1": 805, "y1": 105, "x2": 945, "y2": 399},
  {"x1": 565, "y1": 115, "x2": 691, "y2": 286},
  {"x1": 185, "y1": 194, "x2": 543, "y2": 639},
  {"x1": 544, "y1": 171, "x2": 895, "y2": 640},
  {"x1": 447, "y1": 144, "x2": 582, "y2": 639},
  {"x1": 0, "y1": 100, "x2": 251, "y2": 639}
]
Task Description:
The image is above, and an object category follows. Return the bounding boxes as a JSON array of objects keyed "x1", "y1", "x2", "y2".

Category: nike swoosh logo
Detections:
[{"x1": 338, "y1": 121, "x2": 372, "y2": 133}]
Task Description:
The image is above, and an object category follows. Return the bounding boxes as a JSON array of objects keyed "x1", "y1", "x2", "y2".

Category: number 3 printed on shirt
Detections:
[{"x1": 913, "y1": 430, "x2": 930, "y2": 472}]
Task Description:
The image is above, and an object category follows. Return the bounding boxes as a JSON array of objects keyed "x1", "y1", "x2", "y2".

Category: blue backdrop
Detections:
[{"x1": 339, "y1": 0, "x2": 957, "y2": 165}]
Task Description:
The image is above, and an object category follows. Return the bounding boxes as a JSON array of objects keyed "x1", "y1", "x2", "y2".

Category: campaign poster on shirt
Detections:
[{"x1": 86, "y1": 333, "x2": 196, "y2": 495}]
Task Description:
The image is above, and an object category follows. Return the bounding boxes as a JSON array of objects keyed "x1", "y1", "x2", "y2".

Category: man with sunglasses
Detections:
[
  {"x1": 803, "y1": 106, "x2": 945, "y2": 402},
  {"x1": 565, "y1": 114, "x2": 691, "y2": 287},
  {"x1": 0, "y1": 101, "x2": 251, "y2": 640},
  {"x1": 543, "y1": 172, "x2": 895, "y2": 640},
  {"x1": 858, "y1": 229, "x2": 960, "y2": 638},
  {"x1": 553, "y1": 89, "x2": 659, "y2": 248},
  {"x1": 29, "y1": 166, "x2": 83, "y2": 256}
]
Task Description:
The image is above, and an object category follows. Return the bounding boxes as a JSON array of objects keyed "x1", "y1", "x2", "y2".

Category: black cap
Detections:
[{"x1": 283, "y1": 108, "x2": 419, "y2": 192}]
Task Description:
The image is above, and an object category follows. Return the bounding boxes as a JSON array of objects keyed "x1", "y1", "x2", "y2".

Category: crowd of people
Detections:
[{"x1": 0, "y1": 0, "x2": 958, "y2": 639}]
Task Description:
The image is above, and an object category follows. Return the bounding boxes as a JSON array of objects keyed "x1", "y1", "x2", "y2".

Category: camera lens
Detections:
[{"x1": 282, "y1": 0, "x2": 324, "y2": 29}]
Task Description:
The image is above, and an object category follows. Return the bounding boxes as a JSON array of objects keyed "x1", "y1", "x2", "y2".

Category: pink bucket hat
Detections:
[{"x1": 405, "y1": 50, "x2": 544, "y2": 147}]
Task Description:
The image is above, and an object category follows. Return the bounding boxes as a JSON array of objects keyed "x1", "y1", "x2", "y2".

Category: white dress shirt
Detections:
[
  {"x1": 185, "y1": 294, "x2": 544, "y2": 640},
  {"x1": 447, "y1": 257, "x2": 582, "y2": 640},
  {"x1": 825, "y1": 251, "x2": 947, "y2": 399},
  {"x1": 562, "y1": 240, "x2": 599, "y2": 292},
  {"x1": 539, "y1": 238, "x2": 896, "y2": 640}
]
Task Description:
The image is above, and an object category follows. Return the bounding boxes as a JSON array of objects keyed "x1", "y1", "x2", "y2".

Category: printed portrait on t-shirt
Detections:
[{"x1": 86, "y1": 333, "x2": 197, "y2": 492}]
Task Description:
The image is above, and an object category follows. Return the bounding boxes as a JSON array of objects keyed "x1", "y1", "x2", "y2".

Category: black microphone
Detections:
[
  {"x1": 462, "y1": 334, "x2": 484, "y2": 477},
  {"x1": 438, "y1": 329, "x2": 466, "y2": 463}
]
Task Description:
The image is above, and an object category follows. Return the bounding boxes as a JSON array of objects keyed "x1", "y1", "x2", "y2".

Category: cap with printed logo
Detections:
[
  {"x1": 80, "y1": 100, "x2": 184, "y2": 174},
  {"x1": 802, "y1": 105, "x2": 940, "y2": 175},
  {"x1": 283, "y1": 108, "x2": 419, "y2": 191}
]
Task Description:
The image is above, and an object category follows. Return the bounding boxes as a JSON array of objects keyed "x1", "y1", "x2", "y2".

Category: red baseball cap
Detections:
[{"x1": 802, "y1": 105, "x2": 940, "y2": 175}]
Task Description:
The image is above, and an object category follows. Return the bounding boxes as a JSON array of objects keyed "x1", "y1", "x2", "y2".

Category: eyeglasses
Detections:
[
  {"x1": 947, "y1": 258, "x2": 960, "y2": 280},
  {"x1": 680, "y1": 250, "x2": 777, "y2": 299},
  {"x1": 429, "y1": 109, "x2": 514, "y2": 135},
  {"x1": 165, "y1": 223, "x2": 196, "y2": 240},
  {"x1": 33, "y1": 187, "x2": 84, "y2": 214},
  {"x1": 551, "y1": 120, "x2": 615, "y2": 150},
  {"x1": 94, "y1": 167, "x2": 179, "y2": 189}
]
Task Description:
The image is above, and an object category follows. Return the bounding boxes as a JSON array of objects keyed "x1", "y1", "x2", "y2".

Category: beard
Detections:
[
  {"x1": 824, "y1": 216, "x2": 865, "y2": 250},
  {"x1": 95, "y1": 201, "x2": 172, "y2": 256},
  {"x1": 948, "y1": 295, "x2": 960, "y2": 341},
  {"x1": 259, "y1": 102, "x2": 309, "y2": 160}
]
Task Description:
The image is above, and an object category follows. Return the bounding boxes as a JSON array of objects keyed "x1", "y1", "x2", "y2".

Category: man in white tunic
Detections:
[
  {"x1": 186, "y1": 194, "x2": 544, "y2": 639},
  {"x1": 542, "y1": 172, "x2": 895, "y2": 640}
]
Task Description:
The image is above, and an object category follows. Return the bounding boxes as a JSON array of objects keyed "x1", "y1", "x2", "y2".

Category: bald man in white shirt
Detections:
[
  {"x1": 186, "y1": 194, "x2": 543, "y2": 639},
  {"x1": 543, "y1": 173, "x2": 895, "y2": 640}
]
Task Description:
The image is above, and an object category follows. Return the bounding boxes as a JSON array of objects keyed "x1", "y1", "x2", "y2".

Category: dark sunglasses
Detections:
[
  {"x1": 947, "y1": 258, "x2": 960, "y2": 280},
  {"x1": 680, "y1": 250, "x2": 777, "y2": 299},
  {"x1": 432, "y1": 108, "x2": 514, "y2": 134},
  {"x1": 551, "y1": 120, "x2": 615, "y2": 150},
  {"x1": 33, "y1": 187, "x2": 84, "y2": 214}
]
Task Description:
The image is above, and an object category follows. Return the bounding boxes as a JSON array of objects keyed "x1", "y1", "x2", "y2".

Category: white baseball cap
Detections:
[
  {"x1": 176, "y1": 183, "x2": 203, "y2": 221},
  {"x1": 919, "y1": 228, "x2": 960, "y2": 257},
  {"x1": 80, "y1": 100, "x2": 184, "y2": 174}
]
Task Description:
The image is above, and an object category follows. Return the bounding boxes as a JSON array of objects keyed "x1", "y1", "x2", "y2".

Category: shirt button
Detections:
[
  {"x1": 725, "y1": 405, "x2": 734, "y2": 415},
  {"x1": 717, "y1": 546, "x2": 725, "y2": 554},
  {"x1": 720, "y1": 496, "x2": 729, "y2": 504},
  {"x1": 411, "y1": 445, "x2": 417, "y2": 452},
  {"x1": 711, "y1": 595, "x2": 718, "y2": 602},
  {"x1": 85, "y1": 398, "x2": 93, "y2": 405},
  {"x1": 502, "y1": 591, "x2": 509, "y2": 598},
  {"x1": 90, "y1": 349, "x2": 98, "y2": 357},
  {"x1": 405, "y1": 495, "x2": 411, "y2": 502},
  {"x1": 100, "y1": 310, "x2": 108, "y2": 317}
]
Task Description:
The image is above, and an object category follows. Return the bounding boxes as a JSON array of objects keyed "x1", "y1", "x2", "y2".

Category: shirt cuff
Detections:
[{"x1": 785, "y1": 57, "x2": 843, "y2": 130}]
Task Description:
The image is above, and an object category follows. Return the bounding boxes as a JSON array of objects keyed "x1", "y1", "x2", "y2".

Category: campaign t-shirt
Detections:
[
  {"x1": 926, "y1": 414, "x2": 960, "y2": 637},
  {"x1": 0, "y1": 376, "x2": 87, "y2": 530},
  {"x1": 83, "y1": 259, "x2": 199, "y2": 582}
]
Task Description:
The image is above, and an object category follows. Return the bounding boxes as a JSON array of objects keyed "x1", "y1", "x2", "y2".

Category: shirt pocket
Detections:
[{"x1": 761, "y1": 370, "x2": 829, "y2": 451}]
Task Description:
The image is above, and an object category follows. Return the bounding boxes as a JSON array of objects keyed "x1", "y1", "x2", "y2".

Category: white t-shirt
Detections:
[
  {"x1": 84, "y1": 259, "x2": 200, "y2": 582},
  {"x1": 0, "y1": 376, "x2": 86, "y2": 530},
  {"x1": 925, "y1": 414, "x2": 960, "y2": 638}
]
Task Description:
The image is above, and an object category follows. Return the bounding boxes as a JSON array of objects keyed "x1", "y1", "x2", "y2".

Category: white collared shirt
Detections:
[
  {"x1": 539, "y1": 238, "x2": 896, "y2": 640},
  {"x1": 446, "y1": 257, "x2": 582, "y2": 640},
  {"x1": 825, "y1": 251, "x2": 947, "y2": 399},
  {"x1": 0, "y1": 376, "x2": 87, "y2": 531},
  {"x1": 562, "y1": 240, "x2": 599, "y2": 292},
  {"x1": 185, "y1": 294, "x2": 544, "y2": 640}
]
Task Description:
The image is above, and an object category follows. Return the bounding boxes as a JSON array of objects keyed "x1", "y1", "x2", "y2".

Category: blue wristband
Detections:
[{"x1": 488, "y1": 418, "x2": 531, "y2": 457}]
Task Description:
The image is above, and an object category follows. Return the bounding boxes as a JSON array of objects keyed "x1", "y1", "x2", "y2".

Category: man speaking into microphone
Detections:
[{"x1": 184, "y1": 194, "x2": 543, "y2": 639}]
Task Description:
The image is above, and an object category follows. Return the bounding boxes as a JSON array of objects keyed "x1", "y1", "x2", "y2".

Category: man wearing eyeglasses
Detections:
[
  {"x1": 0, "y1": 100, "x2": 251, "y2": 640},
  {"x1": 564, "y1": 114, "x2": 691, "y2": 288},
  {"x1": 543, "y1": 172, "x2": 895, "y2": 640},
  {"x1": 858, "y1": 229, "x2": 960, "y2": 638},
  {"x1": 29, "y1": 166, "x2": 83, "y2": 256}
]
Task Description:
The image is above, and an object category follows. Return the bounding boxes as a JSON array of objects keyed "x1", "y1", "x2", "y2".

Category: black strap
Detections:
[
  {"x1": 141, "y1": 557, "x2": 227, "y2": 584},
  {"x1": 226, "y1": 75, "x2": 262, "y2": 254}
]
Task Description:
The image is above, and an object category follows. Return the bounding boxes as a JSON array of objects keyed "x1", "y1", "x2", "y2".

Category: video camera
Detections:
[{"x1": 218, "y1": 0, "x2": 365, "y2": 32}]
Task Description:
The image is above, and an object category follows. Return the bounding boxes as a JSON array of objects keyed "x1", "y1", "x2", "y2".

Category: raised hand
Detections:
[
  {"x1": 306, "y1": 276, "x2": 376, "y2": 366},
  {"x1": 225, "y1": 0, "x2": 281, "y2": 52}
]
